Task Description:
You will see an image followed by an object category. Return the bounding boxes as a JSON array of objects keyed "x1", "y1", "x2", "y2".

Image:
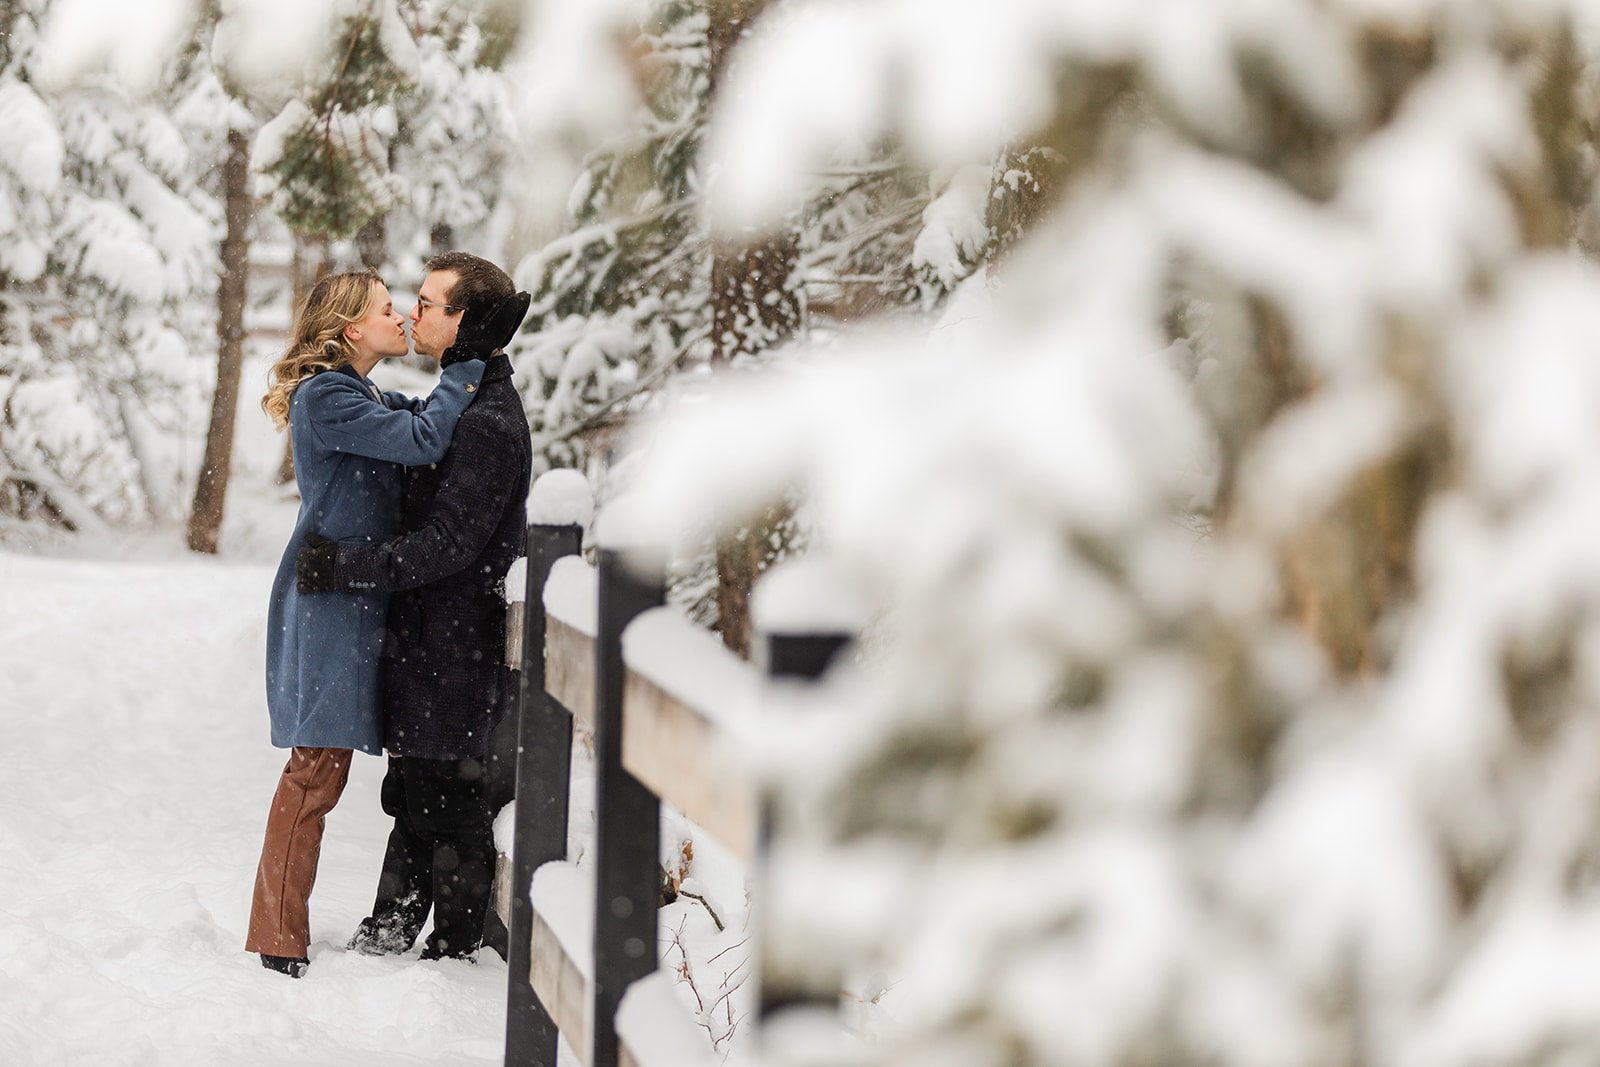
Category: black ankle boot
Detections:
[
  {"x1": 348, "y1": 914, "x2": 417, "y2": 956},
  {"x1": 420, "y1": 939, "x2": 477, "y2": 962},
  {"x1": 260, "y1": 953, "x2": 308, "y2": 978}
]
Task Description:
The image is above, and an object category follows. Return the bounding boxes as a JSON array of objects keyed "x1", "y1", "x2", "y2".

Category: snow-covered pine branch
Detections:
[{"x1": 0, "y1": 2, "x2": 222, "y2": 534}]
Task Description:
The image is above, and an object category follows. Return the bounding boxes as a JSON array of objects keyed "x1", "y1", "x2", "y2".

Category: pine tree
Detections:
[
  {"x1": 701, "y1": 0, "x2": 799, "y2": 655},
  {"x1": 515, "y1": 0, "x2": 714, "y2": 472},
  {"x1": 608, "y1": 5, "x2": 1600, "y2": 1066},
  {"x1": 0, "y1": 1, "x2": 221, "y2": 536},
  {"x1": 169, "y1": 0, "x2": 265, "y2": 554},
  {"x1": 381, "y1": 0, "x2": 519, "y2": 271},
  {"x1": 517, "y1": 0, "x2": 967, "y2": 649},
  {"x1": 253, "y1": 5, "x2": 412, "y2": 244},
  {"x1": 185, "y1": 122, "x2": 250, "y2": 554},
  {"x1": 247, "y1": 0, "x2": 416, "y2": 486}
]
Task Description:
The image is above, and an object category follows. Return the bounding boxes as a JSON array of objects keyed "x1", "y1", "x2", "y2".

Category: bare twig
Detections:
[
  {"x1": 679, "y1": 889, "x2": 725, "y2": 932},
  {"x1": 705, "y1": 936, "x2": 750, "y2": 967},
  {"x1": 715, "y1": 1007, "x2": 751, "y2": 1049},
  {"x1": 706, "y1": 965, "x2": 751, "y2": 1022},
  {"x1": 666, "y1": 917, "x2": 705, "y2": 1014}
]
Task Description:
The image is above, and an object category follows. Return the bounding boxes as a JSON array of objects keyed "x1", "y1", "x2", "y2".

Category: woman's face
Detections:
[{"x1": 344, "y1": 282, "x2": 409, "y2": 362}]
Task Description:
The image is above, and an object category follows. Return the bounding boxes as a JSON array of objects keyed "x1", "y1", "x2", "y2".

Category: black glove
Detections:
[
  {"x1": 296, "y1": 532, "x2": 338, "y2": 593},
  {"x1": 439, "y1": 291, "x2": 532, "y2": 367}
]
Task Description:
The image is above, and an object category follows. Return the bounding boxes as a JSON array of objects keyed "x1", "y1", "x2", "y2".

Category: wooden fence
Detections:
[{"x1": 499, "y1": 521, "x2": 850, "y2": 1067}]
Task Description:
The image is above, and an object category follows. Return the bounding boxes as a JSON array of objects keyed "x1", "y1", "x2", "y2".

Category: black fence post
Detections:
[
  {"x1": 767, "y1": 633, "x2": 852, "y2": 683},
  {"x1": 758, "y1": 629, "x2": 853, "y2": 1023},
  {"x1": 590, "y1": 548, "x2": 666, "y2": 1067},
  {"x1": 505, "y1": 523, "x2": 584, "y2": 1067}
]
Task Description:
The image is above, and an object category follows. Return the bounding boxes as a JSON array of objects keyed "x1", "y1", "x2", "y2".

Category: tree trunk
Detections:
[
  {"x1": 984, "y1": 66, "x2": 1131, "y2": 263},
  {"x1": 277, "y1": 232, "x2": 331, "y2": 485},
  {"x1": 276, "y1": 431, "x2": 297, "y2": 486},
  {"x1": 355, "y1": 213, "x2": 387, "y2": 272},
  {"x1": 707, "y1": 0, "x2": 801, "y2": 658},
  {"x1": 707, "y1": 0, "x2": 799, "y2": 369},
  {"x1": 710, "y1": 230, "x2": 801, "y2": 363},
  {"x1": 714, "y1": 525, "x2": 760, "y2": 662},
  {"x1": 186, "y1": 129, "x2": 252, "y2": 554},
  {"x1": 706, "y1": 0, "x2": 803, "y2": 363},
  {"x1": 986, "y1": 144, "x2": 1066, "y2": 261},
  {"x1": 706, "y1": 0, "x2": 768, "y2": 89},
  {"x1": 292, "y1": 225, "x2": 331, "y2": 314},
  {"x1": 430, "y1": 221, "x2": 454, "y2": 259}
]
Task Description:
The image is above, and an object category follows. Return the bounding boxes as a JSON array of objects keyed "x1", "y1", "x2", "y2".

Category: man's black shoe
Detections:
[
  {"x1": 420, "y1": 944, "x2": 477, "y2": 962},
  {"x1": 260, "y1": 953, "x2": 308, "y2": 978},
  {"x1": 348, "y1": 915, "x2": 416, "y2": 956},
  {"x1": 419, "y1": 930, "x2": 481, "y2": 961}
]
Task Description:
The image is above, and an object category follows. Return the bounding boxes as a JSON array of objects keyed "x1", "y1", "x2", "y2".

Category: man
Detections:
[{"x1": 296, "y1": 251, "x2": 532, "y2": 960}]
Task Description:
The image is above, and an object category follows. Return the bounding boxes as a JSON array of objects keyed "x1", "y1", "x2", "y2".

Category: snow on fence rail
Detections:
[{"x1": 498, "y1": 477, "x2": 851, "y2": 1067}]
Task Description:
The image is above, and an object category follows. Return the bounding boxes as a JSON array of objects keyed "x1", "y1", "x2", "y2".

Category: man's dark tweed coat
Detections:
[{"x1": 330, "y1": 352, "x2": 532, "y2": 759}]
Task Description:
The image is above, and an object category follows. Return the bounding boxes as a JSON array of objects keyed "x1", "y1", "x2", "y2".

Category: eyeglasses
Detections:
[{"x1": 415, "y1": 297, "x2": 463, "y2": 314}]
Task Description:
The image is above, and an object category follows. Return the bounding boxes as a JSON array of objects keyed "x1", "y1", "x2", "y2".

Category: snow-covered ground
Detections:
[
  {"x1": 0, "y1": 339, "x2": 771, "y2": 1065},
  {"x1": 0, "y1": 353, "x2": 514, "y2": 1066},
  {"x1": 0, "y1": 547, "x2": 517, "y2": 1066}
]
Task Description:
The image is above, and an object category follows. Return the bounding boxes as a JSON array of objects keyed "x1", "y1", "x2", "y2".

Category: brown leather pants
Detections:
[{"x1": 245, "y1": 746, "x2": 352, "y2": 957}]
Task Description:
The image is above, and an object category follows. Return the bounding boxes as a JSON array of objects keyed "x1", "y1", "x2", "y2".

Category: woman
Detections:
[{"x1": 248, "y1": 270, "x2": 485, "y2": 978}]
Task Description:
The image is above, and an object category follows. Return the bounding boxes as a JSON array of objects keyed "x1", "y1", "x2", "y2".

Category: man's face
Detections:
[{"x1": 408, "y1": 270, "x2": 464, "y2": 359}]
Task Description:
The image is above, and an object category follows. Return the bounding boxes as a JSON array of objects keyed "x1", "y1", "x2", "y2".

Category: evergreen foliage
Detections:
[
  {"x1": 0, "y1": 0, "x2": 523, "y2": 539},
  {"x1": 599, "y1": 3, "x2": 1600, "y2": 1065},
  {"x1": 515, "y1": 0, "x2": 1035, "y2": 646},
  {"x1": 0, "y1": 3, "x2": 222, "y2": 533},
  {"x1": 384, "y1": 0, "x2": 518, "y2": 269},
  {"x1": 254, "y1": 2, "x2": 413, "y2": 242},
  {"x1": 515, "y1": 1, "x2": 714, "y2": 471},
  {"x1": 516, "y1": 1, "x2": 989, "y2": 475}
]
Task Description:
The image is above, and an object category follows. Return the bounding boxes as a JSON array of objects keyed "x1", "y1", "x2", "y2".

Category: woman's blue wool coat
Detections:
[{"x1": 264, "y1": 359, "x2": 484, "y2": 754}]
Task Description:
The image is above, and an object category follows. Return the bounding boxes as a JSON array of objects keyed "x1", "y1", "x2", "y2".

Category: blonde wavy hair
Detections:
[{"x1": 261, "y1": 270, "x2": 385, "y2": 430}]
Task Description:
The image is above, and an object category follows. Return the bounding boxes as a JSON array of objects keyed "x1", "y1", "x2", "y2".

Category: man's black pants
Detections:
[{"x1": 370, "y1": 753, "x2": 496, "y2": 959}]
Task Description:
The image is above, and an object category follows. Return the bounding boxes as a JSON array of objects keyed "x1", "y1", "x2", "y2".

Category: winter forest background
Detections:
[{"x1": 15, "y1": 0, "x2": 1600, "y2": 1063}]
